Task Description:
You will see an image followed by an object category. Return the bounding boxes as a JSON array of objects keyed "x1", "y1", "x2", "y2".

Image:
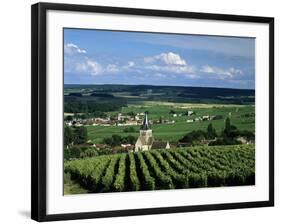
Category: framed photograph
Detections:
[{"x1": 31, "y1": 2, "x2": 274, "y2": 222}]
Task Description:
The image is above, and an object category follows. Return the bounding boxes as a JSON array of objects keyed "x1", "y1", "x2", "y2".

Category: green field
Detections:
[
  {"x1": 87, "y1": 104, "x2": 254, "y2": 144},
  {"x1": 64, "y1": 144, "x2": 255, "y2": 194}
]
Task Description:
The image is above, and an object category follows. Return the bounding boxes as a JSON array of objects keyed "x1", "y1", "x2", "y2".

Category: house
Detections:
[
  {"x1": 187, "y1": 119, "x2": 194, "y2": 123},
  {"x1": 187, "y1": 110, "x2": 194, "y2": 116},
  {"x1": 117, "y1": 120, "x2": 138, "y2": 126},
  {"x1": 121, "y1": 143, "x2": 132, "y2": 148},
  {"x1": 202, "y1": 115, "x2": 210, "y2": 121}
]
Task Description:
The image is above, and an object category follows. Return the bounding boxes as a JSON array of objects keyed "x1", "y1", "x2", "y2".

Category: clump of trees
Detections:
[
  {"x1": 64, "y1": 112, "x2": 108, "y2": 121},
  {"x1": 64, "y1": 126, "x2": 88, "y2": 147},
  {"x1": 179, "y1": 123, "x2": 217, "y2": 146},
  {"x1": 103, "y1": 135, "x2": 137, "y2": 146},
  {"x1": 179, "y1": 117, "x2": 254, "y2": 146},
  {"x1": 64, "y1": 146, "x2": 100, "y2": 160},
  {"x1": 64, "y1": 96, "x2": 127, "y2": 113},
  {"x1": 123, "y1": 126, "x2": 136, "y2": 133},
  {"x1": 126, "y1": 111, "x2": 137, "y2": 117},
  {"x1": 209, "y1": 117, "x2": 254, "y2": 146}
]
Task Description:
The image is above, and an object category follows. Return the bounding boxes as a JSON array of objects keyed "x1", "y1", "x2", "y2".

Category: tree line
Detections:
[{"x1": 179, "y1": 117, "x2": 254, "y2": 146}]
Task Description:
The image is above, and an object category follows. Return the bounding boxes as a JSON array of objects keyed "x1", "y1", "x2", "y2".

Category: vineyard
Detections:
[{"x1": 64, "y1": 145, "x2": 255, "y2": 193}]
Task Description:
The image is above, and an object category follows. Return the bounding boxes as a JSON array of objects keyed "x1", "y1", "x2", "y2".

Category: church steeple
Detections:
[
  {"x1": 135, "y1": 111, "x2": 154, "y2": 151},
  {"x1": 141, "y1": 112, "x2": 150, "y2": 130}
]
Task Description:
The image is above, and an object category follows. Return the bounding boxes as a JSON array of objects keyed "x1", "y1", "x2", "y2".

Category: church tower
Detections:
[{"x1": 134, "y1": 112, "x2": 154, "y2": 151}]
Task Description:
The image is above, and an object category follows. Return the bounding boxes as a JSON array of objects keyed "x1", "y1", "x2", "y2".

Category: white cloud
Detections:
[
  {"x1": 200, "y1": 65, "x2": 243, "y2": 79},
  {"x1": 145, "y1": 64, "x2": 196, "y2": 74},
  {"x1": 143, "y1": 52, "x2": 196, "y2": 77},
  {"x1": 75, "y1": 60, "x2": 123, "y2": 76},
  {"x1": 65, "y1": 43, "x2": 87, "y2": 55},
  {"x1": 65, "y1": 49, "x2": 245, "y2": 84},
  {"x1": 75, "y1": 59, "x2": 103, "y2": 75},
  {"x1": 128, "y1": 61, "x2": 135, "y2": 67},
  {"x1": 106, "y1": 64, "x2": 120, "y2": 73},
  {"x1": 144, "y1": 52, "x2": 186, "y2": 65},
  {"x1": 86, "y1": 60, "x2": 103, "y2": 75},
  {"x1": 154, "y1": 73, "x2": 166, "y2": 78}
]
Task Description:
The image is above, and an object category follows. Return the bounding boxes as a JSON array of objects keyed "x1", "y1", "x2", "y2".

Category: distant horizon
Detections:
[
  {"x1": 64, "y1": 83, "x2": 255, "y2": 91},
  {"x1": 64, "y1": 29, "x2": 255, "y2": 89}
]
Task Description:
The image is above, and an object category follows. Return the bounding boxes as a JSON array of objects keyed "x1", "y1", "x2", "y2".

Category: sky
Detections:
[{"x1": 64, "y1": 28, "x2": 255, "y2": 89}]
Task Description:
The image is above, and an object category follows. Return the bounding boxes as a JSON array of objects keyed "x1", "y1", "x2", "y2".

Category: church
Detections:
[{"x1": 134, "y1": 112, "x2": 170, "y2": 152}]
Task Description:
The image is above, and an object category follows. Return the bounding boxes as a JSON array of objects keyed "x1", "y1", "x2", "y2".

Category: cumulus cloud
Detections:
[
  {"x1": 65, "y1": 48, "x2": 245, "y2": 85},
  {"x1": 145, "y1": 64, "x2": 196, "y2": 74},
  {"x1": 74, "y1": 59, "x2": 124, "y2": 76},
  {"x1": 65, "y1": 43, "x2": 87, "y2": 55},
  {"x1": 144, "y1": 52, "x2": 187, "y2": 65},
  {"x1": 143, "y1": 52, "x2": 196, "y2": 78},
  {"x1": 75, "y1": 59, "x2": 103, "y2": 75},
  {"x1": 200, "y1": 65, "x2": 243, "y2": 79},
  {"x1": 128, "y1": 61, "x2": 135, "y2": 67},
  {"x1": 106, "y1": 64, "x2": 120, "y2": 73}
]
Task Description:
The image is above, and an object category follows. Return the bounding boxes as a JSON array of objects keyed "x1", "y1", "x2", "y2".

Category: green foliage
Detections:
[
  {"x1": 177, "y1": 118, "x2": 253, "y2": 146},
  {"x1": 64, "y1": 126, "x2": 73, "y2": 146},
  {"x1": 225, "y1": 117, "x2": 231, "y2": 133},
  {"x1": 73, "y1": 111, "x2": 107, "y2": 119},
  {"x1": 212, "y1": 115, "x2": 223, "y2": 120},
  {"x1": 151, "y1": 151, "x2": 188, "y2": 188},
  {"x1": 65, "y1": 115, "x2": 73, "y2": 121},
  {"x1": 113, "y1": 154, "x2": 127, "y2": 191},
  {"x1": 73, "y1": 126, "x2": 88, "y2": 144},
  {"x1": 179, "y1": 130, "x2": 206, "y2": 144},
  {"x1": 103, "y1": 134, "x2": 136, "y2": 146},
  {"x1": 188, "y1": 173, "x2": 208, "y2": 188},
  {"x1": 135, "y1": 153, "x2": 155, "y2": 190},
  {"x1": 80, "y1": 148, "x2": 99, "y2": 158},
  {"x1": 64, "y1": 156, "x2": 111, "y2": 191},
  {"x1": 143, "y1": 151, "x2": 174, "y2": 189},
  {"x1": 208, "y1": 117, "x2": 255, "y2": 146},
  {"x1": 64, "y1": 145, "x2": 255, "y2": 194},
  {"x1": 64, "y1": 95, "x2": 127, "y2": 113},
  {"x1": 64, "y1": 146, "x2": 81, "y2": 160},
  {"x1": 101, "y1": 155, "x2": 120, "y2": 191},
  {"x1": 206, "y1": 123, "x2": 217, "y2": 139},
  {"x1": 169, "y1": 110, "x2": 176, "y2": 114},
  {"x1": 128, "y1": 153, "x2": 140, "y2": 191},
  {"x1": 122, "y1": 135, "x2": 137, "y2": 144},
  {"x1": 126, "y1": 111, "x2": 136, "y2": 117},
  {"x1": 123, "y1": 126, "x2": 136, "y2": 133}
]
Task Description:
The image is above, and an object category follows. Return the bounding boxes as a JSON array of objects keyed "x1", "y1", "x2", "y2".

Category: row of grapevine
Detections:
[
  {"x1": 64, "y1": 145, "x2": 255, "y2": 194},
  {"x1": 143, "y1": 151, "x2": 174, "y2": 189},
  {"x1": 113, "y1": 154, "x2": 127, "y2": 192},
  {"x1": 135, "y1": 153, "x2": 155, "y2": 190},
  {"x1": 64, "y1": 156, "x2": 111, "y2": 191},
  {"x1": 128, "y1": 153, "x2": 140, "y2": 191},
  {"x1": 101, "y1": 155, "x2": 120, "y2": 191},
  {"x1": 151, "y1": 151, "x2": 188, "y2": 188}
]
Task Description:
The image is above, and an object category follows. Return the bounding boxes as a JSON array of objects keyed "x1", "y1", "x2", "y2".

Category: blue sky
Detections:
[{"x1": 64, "y1": 28, "x2": 255, "y2": 89}]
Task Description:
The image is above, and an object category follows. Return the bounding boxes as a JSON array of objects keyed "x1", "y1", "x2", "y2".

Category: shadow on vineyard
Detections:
[{"x1": 64, "y1": 145, "x2": 255, "y2": 194}]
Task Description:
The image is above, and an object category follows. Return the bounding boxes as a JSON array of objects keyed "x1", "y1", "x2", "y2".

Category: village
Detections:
[
  {"x1": 63, "y1": 107, "x2": 254, "y2": 156},
  {"x1": 64, "y1": 110, "x2": 223, "y2": 128}
]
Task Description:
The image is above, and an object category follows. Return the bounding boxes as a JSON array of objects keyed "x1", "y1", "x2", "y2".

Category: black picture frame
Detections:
[{"x1": 31, "y1": 2, "x2": 274, "y2": 222}]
